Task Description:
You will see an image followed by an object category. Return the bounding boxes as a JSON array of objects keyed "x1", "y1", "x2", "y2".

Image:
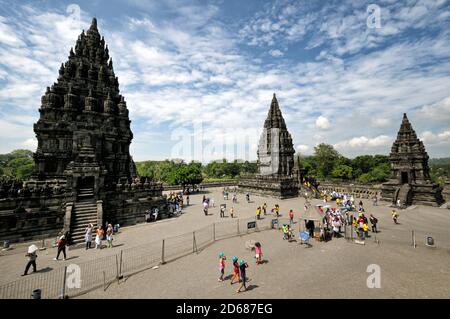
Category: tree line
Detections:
[{"x1": 1, "y1": 148, "x2": 448, "y2": 187}]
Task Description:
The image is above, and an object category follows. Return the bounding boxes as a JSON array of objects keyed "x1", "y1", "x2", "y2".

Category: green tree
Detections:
[
  {"x1": 314, "y1": 144, "x2": 341, "y2": 178},
  {"x1": 331, "y1": 164, "x2": 353, "y2": 180},
  {"x1": 167, "y1": 163, "x2": 203, "y2": 190}
]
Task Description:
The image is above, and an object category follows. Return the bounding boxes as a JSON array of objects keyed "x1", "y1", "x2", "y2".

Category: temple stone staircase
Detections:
[
  {"x1": 70, "y1": 188, "x2": 98, "y2": 244},
  {"x1": 395, "y1": 184, "x2": 411, "y2": 208}
]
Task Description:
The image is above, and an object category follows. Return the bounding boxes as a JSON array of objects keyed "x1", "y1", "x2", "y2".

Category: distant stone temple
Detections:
[
  {"x1": 0, "y1": 18, "x2": 167, "y2": 244},
  {"x1": 238, "y1": 94, "x2": 298, "y2": 198},
  {"x1": 382, "y1": 113, "x2": 444, "y2": 207}
]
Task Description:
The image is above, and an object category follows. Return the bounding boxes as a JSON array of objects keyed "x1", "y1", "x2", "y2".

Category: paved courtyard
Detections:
[{"x1": 1, "y1": 186, "x2": 450, "y2": 298}]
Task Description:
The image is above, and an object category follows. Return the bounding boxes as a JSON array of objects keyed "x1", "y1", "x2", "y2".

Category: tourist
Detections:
[
  {"x1": 369, "y1": 214, "x2": 378, "y2": 233},
  {"x1": 85, "y1": 223, "x2": 93, "y2": 250},
  {"x1": 106, "y1": 224, "x2": 114, "y2": 248},
  {"x1": 95, "y1": 226, "x2": 104, "y2": 249},
  {"x1": 186, "y1": 195, "x2": 190, "y2": 206},
  {"x1": 246, "y1": 193, "x2": 250, "y2": 203},
  {"x1": 256, "y1": 206, "x2": 261, "y2": 220},
  {"x1": 220, "y1": 205, "x2": 226, "y2": 218},
  {"x1": 22, "y1": 249, "x2": 37, "y2": 276},
  {"x1": 203, "y1": 201, "x2": 209, "y2": 216},
  {"x1": 218, "y1": 252, "x2": 226, "y2": 282},
  {"x1": 372, "y1": 195, "x2": 378, "y2": 206},
  {"x1": 396, "y1": 199, "x2": 401, "y2": 208},
  {"x1": 230, "y1": 206, "x2": 235, "y2": 218},
  {"x1": 54, "y1": 232, "x2": 68, "y2": 261},
  {"x1": 289, "y1": 209, "x2": 294, "y2": 226},
  {"x1": 363, "y1": 222, "x2": 370, "y2": 238},
  {"x1": 332, "y1": 217, "x2": 340, "y2": 238},
  {"x1": 230, "y1": 256, "x2": 240, "y2": 285},
  {"x1": 236, "y1": 259, "x2": 248, "y2": 293},
  {"x1": 254, "y1": 242, "x2": 262, "y2": 265},
  {"x1": 262, "y1": 203, "x2": 267, "y2": 215},
  {"x1": 306, "y1": 219, "x2": 315, "y2": 238},
  {"x1": 358, "y1": 200, "x2": 364, "y2": 212},
  {"x1": 232, "y1": 194, "x2": 237, "y2": 203},
  {"x1": 274, "y1": 204, "x2": 280, "y2": 217},
  {"x1": 392, "y1": 210, "x2": 399, "y2": 224}
]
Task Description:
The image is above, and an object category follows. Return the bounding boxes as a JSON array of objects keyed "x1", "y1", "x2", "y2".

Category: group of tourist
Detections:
[{"x1": 217, "y1": 242, "x2": 262, "y2": 293}]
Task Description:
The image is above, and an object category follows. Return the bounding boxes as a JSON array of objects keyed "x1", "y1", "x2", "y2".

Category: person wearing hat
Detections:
[
  {"x1": 230, "y1": 256, "x2": 240, "y2": 285},
  {"x1": 218, "y1": 252, "x2": 226, "y2": 282},
  {"x1": 54, "y1": 231, "x2": 68, "y2": 261},
  {"x1": 22, "y1": 245, "x2": 38, "y2": 276},
  {"x1": 237, "y1": 259, "x2": 249, "y2": 293}
]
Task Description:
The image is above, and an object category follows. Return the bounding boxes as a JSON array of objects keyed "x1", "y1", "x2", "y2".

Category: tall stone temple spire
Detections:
[
  {"x1": 382, "y1": 113, "x2": 443, "y2": 207},
  {"x1": 33, "y1": 16, "x2": 132, "y2": 189},
  {"x1": 239, "y1": 94, "x2": 298, "y2": 198},
  {"x1": 0, "y1": 17, "x2": 167, "y2": 245},
  {"x1": 258, "y1": 93, "x2": 295, "y2": 176}
]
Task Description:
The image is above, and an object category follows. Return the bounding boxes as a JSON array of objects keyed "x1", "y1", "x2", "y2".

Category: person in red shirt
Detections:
[{"x1": 289, "y1": 210, "x2": 294, "y2": 226}]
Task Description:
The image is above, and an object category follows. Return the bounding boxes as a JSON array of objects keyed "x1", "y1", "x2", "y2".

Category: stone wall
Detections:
[
  {"x1": 0, "y1": 195, "x2": 65, "y2": 243},
  {"x1": 443, "y1": 181, "x2": 450, "y2": 204},
  {"x1": 238, "y1": 175, "x2": 298, "y2": 199},
  {"x1": 318, "y1": 182, "x2": 382, "y2": 199}
]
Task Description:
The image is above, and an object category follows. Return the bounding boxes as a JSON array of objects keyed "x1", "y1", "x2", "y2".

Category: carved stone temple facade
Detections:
[
  {"x1": 238, "y1": 94, "x2": 299, "y2": 198},
  {"x1": 0, "y1": 18, "x2": 167, "y2": 244},
  {"x1": 381, "y1": 113, "x2": 444, "y2": 207}
]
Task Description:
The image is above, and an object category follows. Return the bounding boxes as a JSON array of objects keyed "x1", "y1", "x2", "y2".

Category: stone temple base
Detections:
[
  {"x1": 443, "y1": 182, "x2": 450, "y2": 204},
  {"x1": 238, "y1": 175, "x2": 298, "y2": 199},
  {"x1": 382, "y1": 181, "x2": 444, "y2": 207}
]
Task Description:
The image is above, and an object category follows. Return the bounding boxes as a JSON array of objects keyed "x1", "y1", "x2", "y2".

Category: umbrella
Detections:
[{"x1": 28, "y1": 244, "x2": 38, "y2": 254}]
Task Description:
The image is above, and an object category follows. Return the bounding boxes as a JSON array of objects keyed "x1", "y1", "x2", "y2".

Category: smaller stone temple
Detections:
[
  {"x1": 382, "y1": 113, "x2": 444, "y2": 207},
  {"x1": 238, "y1": 94, "x2": 298, "y2": 198}
]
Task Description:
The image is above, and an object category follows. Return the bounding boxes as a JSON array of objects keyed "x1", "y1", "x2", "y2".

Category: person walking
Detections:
[
  {"x1": 85, "y1": 223, "x2": 93, "y2": 250},
  {"x1": 230, "y1": 256, "x2": 240, "y2": 285},
  {"x1": 369, "y1": 214, "x2": 378, "y2": 233},
  {"x1": 254, "y1": 242, "x2": 262, "y2": 265},
  {"x1": 289, "y1": 209, "x2": 294, "y2": 226},
  {"x1": 95, "y1": 226, "x2": 104, "y2": 249},
  {"x1": 22, "y1": 247, "x2": 38, "y2": 276},
  {"x1": 236, "y1": 259, "x2": 249, "y2": 293},
  {"x1": 246, "y1": 193, "x2": 250, "y2": 203},
  {"x1": 106, "y1": 224, "x2": 114, "y2": 248},
  {"x1": 186, "y1": 195, "x2": 190, "y2": 206},
  {"x1": 230, "y1": 207, "x2": 235, "y2": 218},
  {"x1": 262, "y1": 203, "x2": 267, "y2": 215},
  {"x1": 256, "y1": 206, "x2": 261, "y2": 220},
  {"x1": 392, "y1": 210, "x2": 399, "y2": 224},
  {"x1": 54, "y1": 232, "x2": 68, "y2": 261},
  {"x1": 218, "y1": 252, "x2": 226, "y2": 282}
]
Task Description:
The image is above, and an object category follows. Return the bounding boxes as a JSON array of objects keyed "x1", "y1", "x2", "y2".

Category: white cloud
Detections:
[
  {"x1": 334, "y1": 135, "x2": 393, "y2": 151},
  {"x1": 420, "y1": 130, "x2": 450, "y2": 144},
  {"x1": 296, "y1": 144, "x2": 311, "y2": 155},
  {"x1": 269, "y1": 49, "x2": 284, "y2": 57},
  {"x1": 315, "y1": 116, "x2": 330, "y2": 130}
]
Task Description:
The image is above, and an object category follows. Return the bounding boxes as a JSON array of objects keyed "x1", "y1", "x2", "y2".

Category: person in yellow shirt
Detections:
[{"x1": 256, "y1": 207, "x2": 261, "y2": 220}]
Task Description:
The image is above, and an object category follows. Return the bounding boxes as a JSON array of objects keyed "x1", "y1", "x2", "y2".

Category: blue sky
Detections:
[{"x1": 0, "y1": 0, "x2": 450, "y2": 162}]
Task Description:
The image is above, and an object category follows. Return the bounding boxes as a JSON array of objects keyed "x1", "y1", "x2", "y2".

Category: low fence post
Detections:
[
  {"x1": 161, "y1": 239, "x2": 165, "y2": 264},
  {"x1": 237, "y1": 219, "x2": 240, "y2": 235},
  {"x1": 103, "y1": 271, "x2": 106, "y2": 291},
  {"x1": 119, "y1": 250, "x2": 123, "y2": 279},
  {"x1": 213, "y1": 223, "x2": 216, "y2": 241},
  {"x1": 60, "y1": 266, "x2": 67, "y2": 299},
  {"x1": 412, "y1": 230, "x2": 416, "y2": 248},
  {"x1": 115, "y1": 255, "x2": 119, "y2": 283},
  {"x1": 193, "y1": 231, "x2": 197, "y2": 253},
  {"x1": 351, "y1": 225, "x2": 354, "y2": 241}
]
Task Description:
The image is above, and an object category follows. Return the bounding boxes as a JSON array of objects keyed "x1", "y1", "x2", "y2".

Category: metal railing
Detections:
[{"x1": 0, "y1": 216, "x2": 275, "y2": 299}]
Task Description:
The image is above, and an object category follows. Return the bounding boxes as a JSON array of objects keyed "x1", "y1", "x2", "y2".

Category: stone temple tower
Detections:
[
  {"x1": 382, "y1": 113, "x2": 444, "y2": 207},
  {"x1": 258, "y1": 93, "x2": 295, "y2": 176},
  {"x1": 0, "y1": 18, "x2": 167, "y2": 244},
  {"x1": 32, "y1": 17, "x2": 134, "y2": 195},
  {"x1": 238, "y1": 94, "x2": 298, "y2": 198}
]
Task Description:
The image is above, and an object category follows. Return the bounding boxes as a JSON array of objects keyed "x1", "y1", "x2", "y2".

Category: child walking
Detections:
[
  {"x1": 255, "y1": 242, "x2": 262, "y2": 265},
  {"x1": 236, "y1": 259, "x2": 249, "y2": 293},
  {"x1": 218, "y1": 252, "x2": 226, "y2": 282},
  {"x1": 230, "y1": 256, "x2": 240, "y2": 284}
]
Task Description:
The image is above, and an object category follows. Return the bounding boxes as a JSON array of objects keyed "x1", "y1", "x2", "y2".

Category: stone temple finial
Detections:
[{"x1": 91, "y1": 17, "x2": 97, "y2": 29}]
